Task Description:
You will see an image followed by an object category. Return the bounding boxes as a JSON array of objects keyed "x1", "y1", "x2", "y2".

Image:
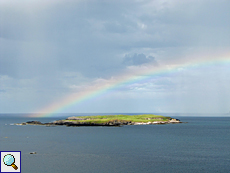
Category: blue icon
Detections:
[{"x1": 3, "y1": 154, "x2": 18, "y2": 170}]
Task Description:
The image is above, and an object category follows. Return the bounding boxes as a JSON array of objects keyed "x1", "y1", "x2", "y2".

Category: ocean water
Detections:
[{"x1": 0, "y1": 113, "x2": 229, "y2": 173}]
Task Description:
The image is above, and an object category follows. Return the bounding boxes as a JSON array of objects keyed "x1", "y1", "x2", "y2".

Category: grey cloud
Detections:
[
  {"x1": 1, "y1": 0, "x2": 229, "y2": 80},
  {"x1": 0, "y1": 39, "x2": 59, "y2": 78},
  {"x1": 1, "y1": 0, "x2": 230, "y2": 113},
  {"x1": 123, "y1": 53, "x2": 158, "y2": 66},
  {"x1": 103, "y1": 21, "x2": 128, "y2": 34}
]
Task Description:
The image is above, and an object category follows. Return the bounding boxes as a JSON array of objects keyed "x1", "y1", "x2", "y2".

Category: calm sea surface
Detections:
[{"x1": 0, "y1": 113, "x2": 229, "y2": 173}]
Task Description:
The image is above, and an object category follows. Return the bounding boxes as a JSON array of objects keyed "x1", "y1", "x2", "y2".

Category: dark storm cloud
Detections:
[{"x1": 123, "y1": 53, "x2": 158, "y2": 66}]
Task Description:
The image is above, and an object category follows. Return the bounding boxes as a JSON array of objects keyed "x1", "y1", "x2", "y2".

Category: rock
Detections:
[
  {"x1": 169, "y1": 118, "x2": 181, "y2": 123},
  {"x1": 26, "y1": 121, "x2": 42, "y2": 125},
  {"x1": 30, "y1": 152, "x2": 37, "y2": 154}
]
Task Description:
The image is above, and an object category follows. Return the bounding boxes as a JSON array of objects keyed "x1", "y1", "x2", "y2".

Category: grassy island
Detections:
[
  {"x1": 65, "y1": 114, "x2": 172, "y2": 124},
  {"x1": 16, "y1": 114, "x2": 181, "y2": 126}
]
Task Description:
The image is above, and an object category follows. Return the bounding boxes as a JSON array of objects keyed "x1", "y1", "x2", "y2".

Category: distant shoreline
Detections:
[{"x1": 15, "y1": 114, "x2": 182, "y2": 127}]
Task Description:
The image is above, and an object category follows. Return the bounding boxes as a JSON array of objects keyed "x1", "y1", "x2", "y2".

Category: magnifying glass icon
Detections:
[{"x1": 3, "y1": 154, "x2": 18, "y2": 170}]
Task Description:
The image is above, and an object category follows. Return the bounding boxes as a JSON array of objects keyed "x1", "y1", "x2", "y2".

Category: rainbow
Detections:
[{"x1": 29, "y1": 55, "x2": 230, "y2": 117}]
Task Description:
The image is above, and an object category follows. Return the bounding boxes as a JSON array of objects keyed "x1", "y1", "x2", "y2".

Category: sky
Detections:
[{"x1": 1, "y1": 0, "x2": 230, "y2": 114}]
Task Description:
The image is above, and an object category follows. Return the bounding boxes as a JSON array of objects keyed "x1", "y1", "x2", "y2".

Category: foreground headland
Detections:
[{"x1": 15, "y1": 114, "x2": 182, "y2": 127}]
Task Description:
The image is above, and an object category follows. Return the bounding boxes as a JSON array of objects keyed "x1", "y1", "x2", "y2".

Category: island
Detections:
[{"x1": 15, "y1": 114, "x2": 182, "y2": 127}]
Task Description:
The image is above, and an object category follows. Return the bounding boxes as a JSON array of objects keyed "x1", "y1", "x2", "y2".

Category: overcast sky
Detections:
[{"x1": 1, "y1": 0, "x2": 230, "y2": 114}]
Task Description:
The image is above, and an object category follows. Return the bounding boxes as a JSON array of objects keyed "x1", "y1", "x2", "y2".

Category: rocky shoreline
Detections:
[{"x1": 15, "y1": 118, "x2": 182, "y2": 127}]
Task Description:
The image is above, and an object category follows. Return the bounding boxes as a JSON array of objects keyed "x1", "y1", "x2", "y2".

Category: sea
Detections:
[{"x1": 0, "y1": 113, "x2": 229, "y2": 173}]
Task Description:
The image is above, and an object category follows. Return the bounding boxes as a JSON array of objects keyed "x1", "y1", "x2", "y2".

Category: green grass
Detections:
[{"x1": 64, "y1": 114, "x2": 171, "y2": 124}]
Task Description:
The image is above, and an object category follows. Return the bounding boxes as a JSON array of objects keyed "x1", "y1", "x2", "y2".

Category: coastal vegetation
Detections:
[{"x1": 65, "y1": 114, "x2": 171, "y2": 123}]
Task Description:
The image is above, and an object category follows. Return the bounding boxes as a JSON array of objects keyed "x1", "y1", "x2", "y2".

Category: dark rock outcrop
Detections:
[
  {"x1": 30, "y1": 152, "x2": 37, "y2": 154},
  {"x1": 26, "y1": 121, "x2": 42, "y2": 125}
]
